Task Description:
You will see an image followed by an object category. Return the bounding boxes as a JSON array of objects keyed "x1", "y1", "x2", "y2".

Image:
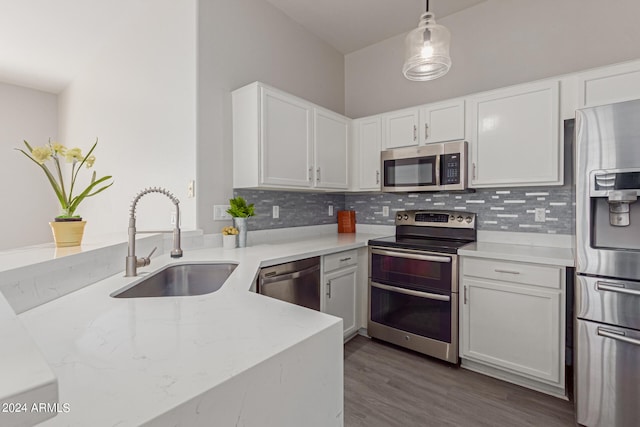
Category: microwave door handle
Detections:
[{"x1": 435, "y1": 154, "x2": 441, "y2": 186}]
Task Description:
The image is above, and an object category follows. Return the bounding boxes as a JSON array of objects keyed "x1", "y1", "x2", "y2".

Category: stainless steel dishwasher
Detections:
[{"x1": 257, "y1": 256, "x2": 320, "y2": 310}]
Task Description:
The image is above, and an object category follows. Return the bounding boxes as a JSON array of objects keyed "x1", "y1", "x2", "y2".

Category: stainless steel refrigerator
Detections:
[{"x1": 575, "y1": 99, "x2": 640, "y2": 427}]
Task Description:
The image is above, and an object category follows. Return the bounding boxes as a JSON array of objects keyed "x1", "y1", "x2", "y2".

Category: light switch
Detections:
[
  {"x1": 213, "y1": 205, "x2": 232, "y2": 220},
  {"x1": 273, "y1": 205, "x2": 279, "y2": 219},
  {"x1": 328, "y1": 205, "x2": 334, "y2": 216}
]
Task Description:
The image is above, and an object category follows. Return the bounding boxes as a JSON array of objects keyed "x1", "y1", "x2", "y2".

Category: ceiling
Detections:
[
  {"x1": 0, "y1": 0, "x2": 485, "y2": 94},
  {"x1": 264, "y1": 0, "x2": 486, "y2": 54},
  {"x1": 0, "y1": 0, "x2": 144, "y2": 93}
]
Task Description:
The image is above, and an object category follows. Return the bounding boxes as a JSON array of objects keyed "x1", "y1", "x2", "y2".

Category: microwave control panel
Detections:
[{"x1": 442, "y1": 153, "x2": 461, "y2": 185}]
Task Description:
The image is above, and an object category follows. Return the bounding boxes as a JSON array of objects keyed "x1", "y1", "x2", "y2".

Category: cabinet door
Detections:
[
  {"x1": 324, "y1": 266, "x2": 357, "y2": 339},
  {"x1": 260, "y1": 87, "x2": 313, "y2": 187},
  {"x1": 461, "y1": 277, "x2": 561, "y2": 384},
  {"x1": 314, "y1": 109, "x2": 349, "y2": 189},
  {"x1": 383, "y1": 109, "x2": 419, "y2": 149},
  {"x1": 578, "y1": 60, "x2": 640, "y2": 108},
  {"x1": 467, "y1": 80, "x2": 561, "y2": 187},
  {"x1": 420, "y1": 99, "x2": 465, "y2": 144},
  {"x1": 357, "y1": 117, "x2": 382, "y2": 190}
]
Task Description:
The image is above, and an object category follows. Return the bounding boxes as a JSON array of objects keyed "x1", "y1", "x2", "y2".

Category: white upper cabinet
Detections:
[
  {"x1": 260, "y1": 87, "x2": 313, "y2": 188},
  {"x1": 383, "y1": 108, "x2": 420, "y2": 149},
  {"x1": 577, "y1": 59, "x2": 640, "y2": 108},
  {"x1": 420, "y1": 99, "x2": 465, "y2": 144},
  {"x1": 352, "y1": 117, "x2": 382, "y2": 191},
  {"x1": 466, "y1": 80, "x2": 562, "y2": 187},
  {"x1": 314, "y1": 109, "x2": 349, "y2": 189},
  {"x1": 232, "y1": 82, "x2": 349, "y2": 191}
]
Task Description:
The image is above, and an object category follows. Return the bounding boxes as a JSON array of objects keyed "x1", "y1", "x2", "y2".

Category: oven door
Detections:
[
  {"x1": 369, "y1": 247, "x2": 456, "y2": 293},
  {"x1": 368, "y1": 246, "x2": 459, "y2": 363}
]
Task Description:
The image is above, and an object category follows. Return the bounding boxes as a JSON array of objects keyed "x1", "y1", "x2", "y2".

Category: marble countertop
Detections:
[
  {"x1": 459, "y1": 241, "x2": 575, "y2": 267},
  {"x1": 14, "y1": 232, "x2": 380, "y2": 426}
]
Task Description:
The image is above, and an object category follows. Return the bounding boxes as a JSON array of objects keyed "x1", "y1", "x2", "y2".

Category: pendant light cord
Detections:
[{"x1": 426, "y1": 0, "x2": 429, "y2": 12}]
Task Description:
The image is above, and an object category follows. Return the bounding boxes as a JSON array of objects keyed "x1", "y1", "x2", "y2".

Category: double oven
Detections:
[{"x1": 368, "y1": 210, "x2": 476, "y2": 363}]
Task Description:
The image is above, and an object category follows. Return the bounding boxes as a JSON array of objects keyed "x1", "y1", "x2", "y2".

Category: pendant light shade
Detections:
[{"x1": 403, "y1": 10, "x2": 451, "y2": 81}]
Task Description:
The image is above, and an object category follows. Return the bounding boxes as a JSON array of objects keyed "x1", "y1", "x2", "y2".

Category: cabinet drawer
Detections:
[
  {"x1": 463, "y1": 257, "x2": 562, "y2": 289},
  {"x1": 324, "y1": 249, "x2": 358, "y2": 272}
]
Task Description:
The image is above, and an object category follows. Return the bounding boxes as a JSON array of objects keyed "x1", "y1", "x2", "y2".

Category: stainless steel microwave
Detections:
[{"x1": 381, "y1": 141, "x2": 468, "y2": 192}]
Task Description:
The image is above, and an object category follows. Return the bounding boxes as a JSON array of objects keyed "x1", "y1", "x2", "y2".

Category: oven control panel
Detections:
[{"x1": 395, "y1": 210, "x2": 476, "y2": 228}]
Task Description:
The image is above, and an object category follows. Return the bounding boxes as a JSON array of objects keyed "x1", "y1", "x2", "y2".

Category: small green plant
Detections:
[{"x1": 226, "y1": 196, "x2": 255, "y2": 218}]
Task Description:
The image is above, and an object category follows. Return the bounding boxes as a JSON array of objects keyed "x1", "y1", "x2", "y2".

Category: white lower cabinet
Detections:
[
  {"x1": 322, "y1": 250, "x2": 358, "y2": 340},
  {"x1": 460, "y1": 256, "x2": 566, "y2": 397}
]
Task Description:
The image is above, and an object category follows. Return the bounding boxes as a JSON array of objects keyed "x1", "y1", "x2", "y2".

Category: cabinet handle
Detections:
[
  {"x1": 464, "y1": 285, "x2": 467, "y2": 304},
  {"x1": 376, "y1": 170, "x2": 380, "y2": 184},
  {"x1": 413, "y1": 125, "x2": 417, "y2": 141},
  {"x1": 494, "y1": 269, "x2": 521, "y2": 275},
  {"x1": 316, "y1": 167, "x2": 321, "y2": 182},
  {"x1": 339, "y1": 257, "x2": 352, "y2": 262},
  {"x1": 472, "y1": 163, "x2": 477, "y2": 180},
  {"x1": 425, "y1": 123, "x2": 429, "y2": 140},
  {"x1": 326, "y1": 280, "x2": 332, "y2": 298},
  {"x1": 308, "y1": 167, "x2": 313, "y2": 182}
]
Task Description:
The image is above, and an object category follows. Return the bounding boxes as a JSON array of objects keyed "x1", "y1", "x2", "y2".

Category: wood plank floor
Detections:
[{"x1": 344, "y1": 335, "x2": 576, "y2": 427}]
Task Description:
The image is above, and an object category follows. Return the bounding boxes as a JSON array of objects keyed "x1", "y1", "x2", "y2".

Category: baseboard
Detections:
[{"x1": 461, "y1": 358, "x2": 567, "y2": 400}]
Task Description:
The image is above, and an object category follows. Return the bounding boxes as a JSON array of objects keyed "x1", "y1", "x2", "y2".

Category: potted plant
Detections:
[
  {"x1": 221, "y1": 226, "x2": 239, "y2": 249},
  {"x1": 226, "y1": 196, "x2": 255, "y2": 248},
  {"x1": 16, "y1": 139, "x2": 113, "y2": 247}
]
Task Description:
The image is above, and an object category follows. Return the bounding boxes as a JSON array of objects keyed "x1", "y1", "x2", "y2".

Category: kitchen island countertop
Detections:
[{"x1": 14, "y1": 232, "x2": 381, "y2": 426}]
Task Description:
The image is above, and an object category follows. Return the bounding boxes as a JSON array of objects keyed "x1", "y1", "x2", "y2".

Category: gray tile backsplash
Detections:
[
  {"x1": 233, "y1": 189, "x2": 345, "y2": 231},
  {"x1": 234, "y1": 187, "x2": 575, "y2": 235},
  {"x1": 345, "y1": 187, "x2": 575, "y2": 234}
]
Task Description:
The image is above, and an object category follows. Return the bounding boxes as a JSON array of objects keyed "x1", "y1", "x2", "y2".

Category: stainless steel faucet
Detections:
[{"x1": 125, "y1": 187, "x2": 183, "y2": 277}]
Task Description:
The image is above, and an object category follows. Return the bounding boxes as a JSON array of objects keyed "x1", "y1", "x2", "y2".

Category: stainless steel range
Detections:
[
  {"x1": 575, "y1": 99, "x2": 640, "y2": 427},
  {"x1": 367, "y1": 210, "x2": 476, "y2": 363}
]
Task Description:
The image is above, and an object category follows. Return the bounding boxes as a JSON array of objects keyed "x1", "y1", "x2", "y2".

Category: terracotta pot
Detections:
[{"x1": 49, "y1": 220, "x2": 87, "y2": 247}]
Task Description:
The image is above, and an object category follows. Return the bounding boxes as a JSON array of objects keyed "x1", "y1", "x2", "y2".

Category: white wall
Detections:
[
  {"x1": 345, "y1": 0, "x2": 640, "y2": 118},
  {"x1": 197, "y1": 0, "x2": 345, "y2": 233},
  {"x1": 0, "y1": 83, "x2": 58, "y2": 250},
  {"x1": 58, "y1": 0, "x2": 197, "y2": 237}
]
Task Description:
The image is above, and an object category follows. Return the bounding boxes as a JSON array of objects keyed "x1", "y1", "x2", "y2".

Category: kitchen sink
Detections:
[{"x1": 111, "y1": 263, "x2": 238, "y2": 298}]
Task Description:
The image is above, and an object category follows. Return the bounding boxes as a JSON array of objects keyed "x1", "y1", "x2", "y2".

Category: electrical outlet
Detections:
[
  {"x1": 273, "y1": 205, "x2": 279, "y2": 219},
  {"x1": 328, "y1": 205, "x2": 333, "y2": 216},
  {"x1": 187, "y1": 180, "x2": 195, "y2": 198},
  {"x1": 213, "y1": 205, "x2": 232, "y2": 220},
  {"x1": 535, "y1": 208, "x2": 546, "y2": 222},
  {"x1": 382, "y1": 206, "x2": 390, "y2": 217}
]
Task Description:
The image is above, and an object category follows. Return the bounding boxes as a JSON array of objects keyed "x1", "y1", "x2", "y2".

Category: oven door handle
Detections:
[
  {"x1": 370, "y1": 248, "x2": 451, "y2": 263},
  {"x1": 371, "y1": 281, "x2": 451, "y2": 302}
]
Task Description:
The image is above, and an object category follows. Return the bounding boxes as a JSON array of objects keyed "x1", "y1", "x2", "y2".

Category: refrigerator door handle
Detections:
[
  {"x1": 596, "y1": 281, "x2": 640, "y2": 297},
  {"x1": 598, "y1": 327, "x2": 640, "y2": 346}
]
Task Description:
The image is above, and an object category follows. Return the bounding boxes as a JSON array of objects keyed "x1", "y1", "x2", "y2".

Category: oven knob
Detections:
[
  {"x1": 465, "y1": 216, "x2": 472, "y2": 223},
  {"x1": 403, "y1": 214, "x2": 409, "y2": 220},
  {"x1": 450, "y1": 215, "x2": 455, "y2": 221},
  {"x1": 404, "y1": 335, "x2": 410, "y2": 341},
  {"x1": 397, "y1": 214, "x2": 403, "y2": 221},
  {"x1": 457, "y1": 215, "x2": 463, "y2": 222}
]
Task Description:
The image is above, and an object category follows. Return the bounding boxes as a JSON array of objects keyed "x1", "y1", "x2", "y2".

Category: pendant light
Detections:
[{"x1": 402, "y1": 0, "x2": 451, "y2": 81}]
